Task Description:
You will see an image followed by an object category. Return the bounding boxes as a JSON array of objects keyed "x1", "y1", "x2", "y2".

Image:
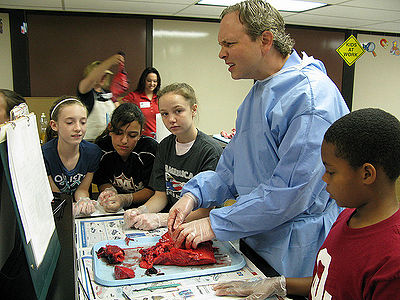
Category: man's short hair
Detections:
[
  {"x1": 221, "y1": 0, "x2": 294, "y2": 56},
  {"x1": 324, "y1": 108, "x2": 400, "y2": 181}
]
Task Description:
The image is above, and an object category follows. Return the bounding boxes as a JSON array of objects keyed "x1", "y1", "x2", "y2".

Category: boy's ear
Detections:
[
  {"x1": 49, "y1": 120, "x2": 58, "y2": 132},
  {"x1": 361, "y1": 163, "x2": 376, "y2": 184}
]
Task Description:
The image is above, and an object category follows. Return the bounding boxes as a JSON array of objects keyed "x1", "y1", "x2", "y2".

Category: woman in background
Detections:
[
  {"x1": 42, "y1": 96, "x2": 102, "y2": 216},
  {"x1": 122, "y1": 67, "x2": 161, "y2": 139},
  {"x1": 0, "y1": 89, "x2": 26, "y2": 123}
]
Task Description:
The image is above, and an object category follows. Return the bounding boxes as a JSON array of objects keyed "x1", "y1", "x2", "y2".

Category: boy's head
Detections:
[
  {"x1": 321, "y1": 108, "x2": 400, "y2": 207},
  {"x1": 323, "y1": 108, "x2": 400, "y2": 182}
]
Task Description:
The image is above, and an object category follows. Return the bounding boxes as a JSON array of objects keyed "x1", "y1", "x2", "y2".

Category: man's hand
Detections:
[
  {"x1": 168, "y1": 193, "x2": 197, "y2": 233},
  {"x1": 172, "y1": 217, "x2": 215, "y2": 249}
]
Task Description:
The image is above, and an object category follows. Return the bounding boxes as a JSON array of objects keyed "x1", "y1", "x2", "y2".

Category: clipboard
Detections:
[{"x1": 0, "y1": 107, "x2": 60, "y2": 300}]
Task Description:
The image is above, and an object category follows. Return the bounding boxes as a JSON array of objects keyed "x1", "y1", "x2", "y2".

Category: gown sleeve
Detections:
[{"x1": 184, "y1": 113, "x2": 333, "y2": 241}]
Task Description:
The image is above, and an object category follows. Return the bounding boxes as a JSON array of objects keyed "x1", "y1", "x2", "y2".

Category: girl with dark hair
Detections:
[
  {"x1": 42, "y1": 96, "x2": 102, "y2": 216},
  {"x1": 122, "y1": 67, "x2": 161, "y2": 138},
  {"x1": 93, "y1": 102, "x2": 158, "y2": 212}
]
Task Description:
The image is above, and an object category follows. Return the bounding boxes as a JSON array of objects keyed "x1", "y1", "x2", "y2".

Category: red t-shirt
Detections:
[
  {"x1": 310, "y1": 208, "x2": 400, "y2": 299},
  {"x1": 122, "y1": 91, "x2": 159, "y2": 138}
]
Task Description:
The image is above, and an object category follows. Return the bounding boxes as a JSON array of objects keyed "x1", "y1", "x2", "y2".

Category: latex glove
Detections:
[
  {"x1": 213, "y1": 276, "x2": 287, "y2": 299},
  {"x1": 172, "y1": 217, "x2": 215, "y2": 249},
  {"x1": 101, "y1": 193, "x2": 133, "y2": 212},
  {"x1": 123, "y1": 205, "x2": 148, "y2": 228},
  {"x1": 131, "y1": 213, "x2": 168, "y2": 230},
  {"x1": 73, "y1": 197, "x2": 97, "y2": 216},
  {"x1": 97, "y1": 186, "x2": 117, "y2": 206},
  {"x1": 168, "y1": 193, "x2": 197, "y2": 233}
]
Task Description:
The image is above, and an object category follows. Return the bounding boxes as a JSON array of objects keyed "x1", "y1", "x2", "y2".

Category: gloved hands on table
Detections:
[
  {"x1": 127, "y1": 213, "x2": 169, "y2": 230},
  {"x1": 171, "y1": 217, "x2": 216, "y2": 249},
  {"x1": 213, "y1": 276, "x2": 287, "y2": 299},
  {"x1": 73, "y1": 197, "x2": 97, "y2": 216},
  {"x1": 124, "y1": 205, "x2": 149, "y2": 228},
  {"x1": 98, "y1": 186, "x2": 133, "y2": 212}
]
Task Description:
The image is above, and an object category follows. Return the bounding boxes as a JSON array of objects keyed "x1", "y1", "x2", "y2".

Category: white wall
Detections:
[
  {"x1": 0, "y1": 13, "x2": 14, "y2": 90},
  {"x1": 153, "y1": 19, "x2": 253, "y2": 135},
  {"x1": 353, "y1": 34, "x2": 400, "y2": 119}
]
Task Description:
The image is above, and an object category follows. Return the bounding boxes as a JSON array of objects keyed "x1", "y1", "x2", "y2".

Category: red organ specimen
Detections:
[
  {"x1": 96, "y1": 244, "x2": 125, "y2": 264},
  {"x1": 139, "y1": 232, "x2": 216, "y2": 269},
  {"x1": 114, "y1": 265, "x2": 135, "y2": 279}
]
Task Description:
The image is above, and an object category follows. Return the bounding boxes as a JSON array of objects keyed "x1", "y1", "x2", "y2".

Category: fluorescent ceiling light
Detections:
[
  {"x1": 197, "y1": 0, "x2": 327, "y2": 12},
  {"x1": 153, "y1": 30, "x2": 209, "y2": 38}
]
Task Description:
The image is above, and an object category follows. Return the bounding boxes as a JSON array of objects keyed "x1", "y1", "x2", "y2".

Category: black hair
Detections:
[
  {"x1": 324, "y1": 108, "x2": 400, "y2": 181},
  {"x1": 0, "y1": 89, "x2": 26, "y2": 116},
  {"x1": 94, "y1": 102, "x2": 145, "y2": 143},
  {"x1": 134, "y1": 67, "x2": 161, "y2": 94},
  {"x1": 45, "y1": 96, "x2": 87, "y2": 143}
]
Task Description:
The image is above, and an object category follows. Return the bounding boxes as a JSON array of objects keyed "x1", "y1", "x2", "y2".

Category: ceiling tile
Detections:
[
  {"x1": 284, "y1": 12, "x2": 369, "y2": 28},
  {"x1": 176, "y1": 4, "x2": 224, "y2": 18},
  {"x1": 0, "y1": 0, "x2": 63, "y2": 10},
  {"x1": 355, "y1": 21, "x2": 400, "y2": 34},
  {"x1": 65, "y1": 0, "x2": 187, "y2": 15},
  {"x1": 342, "y1": 0, "x2": 400, "y2": 11},
  {"x1": 305, "y1": 5, "x2": 400, "y2": 21}
]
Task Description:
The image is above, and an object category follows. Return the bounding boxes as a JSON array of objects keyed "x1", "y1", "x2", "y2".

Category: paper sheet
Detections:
[{"x1": 6, "y1": 114, "x2": 55, "y2": 267}]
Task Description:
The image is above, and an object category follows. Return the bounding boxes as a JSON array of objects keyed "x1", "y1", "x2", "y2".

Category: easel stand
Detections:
[{"x1": 0, "y1": 110, "x2": 61, "y2": 300}]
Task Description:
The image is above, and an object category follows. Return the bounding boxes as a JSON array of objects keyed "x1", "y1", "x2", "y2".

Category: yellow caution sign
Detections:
[{"x1": 336, "y1": 35, "x2": 365, "y2": 66}]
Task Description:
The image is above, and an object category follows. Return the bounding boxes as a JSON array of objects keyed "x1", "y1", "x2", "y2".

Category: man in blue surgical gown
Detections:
[{"x1": 168, "y1": 0, "x2": 349, "y2": 278}]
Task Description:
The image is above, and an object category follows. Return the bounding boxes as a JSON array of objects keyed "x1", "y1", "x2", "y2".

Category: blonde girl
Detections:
[{"x1": 124, "y1": 82, "x2": 223, "y2": 230}]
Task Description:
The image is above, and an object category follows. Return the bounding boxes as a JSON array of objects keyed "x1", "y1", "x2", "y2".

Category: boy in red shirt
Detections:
[{"x1": 214, "y1": 108, "x2": 400, "y2": 299}]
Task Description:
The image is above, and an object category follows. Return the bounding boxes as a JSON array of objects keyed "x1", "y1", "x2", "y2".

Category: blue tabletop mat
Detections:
[{"x1": 92, "y1": 236, "x2": 246, "y2": 286}]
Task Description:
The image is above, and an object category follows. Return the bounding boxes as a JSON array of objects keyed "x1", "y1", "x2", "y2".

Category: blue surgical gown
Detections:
[{"x1": 182, "y1": 50, "x2": 349, "y2": 277}]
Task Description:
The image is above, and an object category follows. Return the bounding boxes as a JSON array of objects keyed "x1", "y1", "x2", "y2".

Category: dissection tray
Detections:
[{"x1": 92, "y1": 236, "x2": 246, "y2": 286}]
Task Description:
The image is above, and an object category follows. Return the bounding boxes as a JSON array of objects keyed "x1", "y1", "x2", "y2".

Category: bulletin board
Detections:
[{"x1": 352, "y1": 34, "x2": 400, "y2": 118}]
